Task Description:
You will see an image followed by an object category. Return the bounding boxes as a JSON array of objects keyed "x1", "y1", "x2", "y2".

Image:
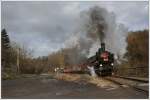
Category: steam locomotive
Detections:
[{"x1": 87, "y1": 43, "x2": 114, "y2": 76}]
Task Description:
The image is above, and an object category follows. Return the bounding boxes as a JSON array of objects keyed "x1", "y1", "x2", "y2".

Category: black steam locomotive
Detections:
[{"x1": 87, "y1": 43, "x2": 114, "y2": 76}]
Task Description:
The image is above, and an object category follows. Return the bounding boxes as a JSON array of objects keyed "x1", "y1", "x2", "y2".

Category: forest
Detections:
[{"x1": 1, "y1": 29, "x2": 149, "y2": 79}]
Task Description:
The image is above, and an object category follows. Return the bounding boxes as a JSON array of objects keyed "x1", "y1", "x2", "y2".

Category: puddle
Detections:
[
  {"x1": 121, "y1": 85, "x2": 129, "y2": 88},
  {"x1": 106, "y1": 87, "x2": 118, "y2": 91}
]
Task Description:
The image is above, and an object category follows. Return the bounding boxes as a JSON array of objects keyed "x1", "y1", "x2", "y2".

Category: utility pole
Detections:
[{"x1": 17, "y1": 48, "x2": 20, "y2": 73}]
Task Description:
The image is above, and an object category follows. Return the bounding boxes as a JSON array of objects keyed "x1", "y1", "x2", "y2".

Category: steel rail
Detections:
[
  {"x1": 104, "y1": 76, "x2": 149, "y2": 94},
  {"x1": 113, "y1": 75, "x2": 149, "y2": 83}
]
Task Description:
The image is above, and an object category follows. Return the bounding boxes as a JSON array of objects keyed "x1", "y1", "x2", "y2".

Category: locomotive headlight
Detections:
[
  {"x1": 100, "y1": 64, "x2": 103, "y2": 67},
  {"x1": 111, "y1": 63, "x2": 114, "y2": 66}
]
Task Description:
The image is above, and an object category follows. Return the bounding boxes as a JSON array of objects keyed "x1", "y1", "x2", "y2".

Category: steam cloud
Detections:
[
  {"x1": 85, "y1": 6, "x2": 107, "y2": 43},
  {"x1": 65, "y1": 6, "x2": 128, "y2": 63}
]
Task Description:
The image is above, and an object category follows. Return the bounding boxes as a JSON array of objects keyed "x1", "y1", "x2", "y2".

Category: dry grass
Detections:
[
  {"x1": 54, "y1": 73, "x2": 83, "y2": 82},
  {"x1": 88, "y1": 77, "x2": 118, "y2": 88},
  {"x1": 53, "y1": 73, "x2": 118, "y2": 88}
]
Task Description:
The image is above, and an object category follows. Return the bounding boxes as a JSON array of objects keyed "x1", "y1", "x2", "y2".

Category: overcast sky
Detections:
[{"x1": 1, "y1": 1, "x2": 148, "y2": 57}]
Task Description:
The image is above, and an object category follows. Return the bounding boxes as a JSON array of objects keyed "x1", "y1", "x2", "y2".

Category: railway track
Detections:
[
  {"x1": 113, "y1": 75, "x2": 149, "y2": 83},
  {"x1": 104, "y1": 76, "x2": 149, "y2": 94},
  {"x1": 61, "y1": 71, "x2": 149, "y2": 94}
]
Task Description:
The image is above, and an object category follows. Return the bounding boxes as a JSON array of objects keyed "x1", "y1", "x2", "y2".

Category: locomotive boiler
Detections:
[{"x1": 87, "y1": 43, "x2": 114, "y2": 76}]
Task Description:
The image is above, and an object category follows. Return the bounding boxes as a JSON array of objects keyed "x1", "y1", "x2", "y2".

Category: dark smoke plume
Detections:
[
  {"x1": 65, "y1": 6, "x2": 127, "y2": 64},
  {"x1": 86, "y1": 6, "x2": 108, "y2": 43}
]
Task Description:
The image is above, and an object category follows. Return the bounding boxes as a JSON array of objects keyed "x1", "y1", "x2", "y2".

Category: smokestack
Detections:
[{"x1": 101, "y1": 42, "x2": 105, "y2": 51}]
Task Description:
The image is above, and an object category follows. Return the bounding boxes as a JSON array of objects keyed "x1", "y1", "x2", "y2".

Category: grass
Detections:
[{"x1": 53, "y1": 73, "x2": 118, "y2": 88}]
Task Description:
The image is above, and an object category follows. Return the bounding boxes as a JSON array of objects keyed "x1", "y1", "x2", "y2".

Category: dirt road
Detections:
[{"x1": 2, "y1": 74, "x2": 148, "y2": 99}]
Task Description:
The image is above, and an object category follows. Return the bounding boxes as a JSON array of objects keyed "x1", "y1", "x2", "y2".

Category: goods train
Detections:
[{"x1": 87, "y1": 43, "x2": 114, "y2": 76}]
